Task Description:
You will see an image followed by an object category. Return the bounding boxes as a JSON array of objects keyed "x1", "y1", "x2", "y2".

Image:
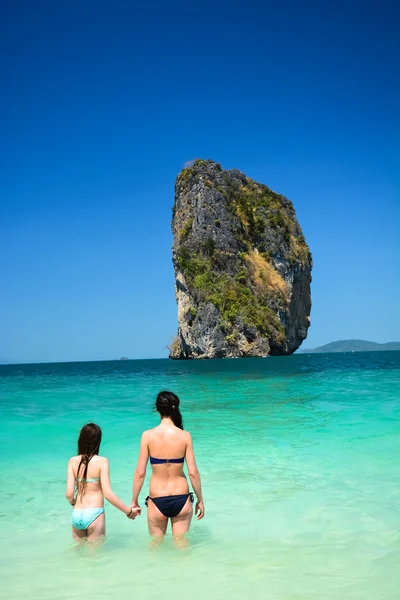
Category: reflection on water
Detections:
[{"x1": 1, "y1": 353, "x2": 400, "y2": 599}]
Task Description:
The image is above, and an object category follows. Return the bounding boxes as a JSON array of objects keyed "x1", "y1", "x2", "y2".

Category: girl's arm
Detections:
[
  {"x1": 131, "y1": 432, "x2": 149, "y2": 507},
  {"x1": 100, "y1": 458, "x2": 140, "y2": 518},
  {"x1": 185, "y1": 433, "x2": 205, "y2": 519},
  {"x1": 65, "y1": 459, "x2": 76, "y2": 505}
]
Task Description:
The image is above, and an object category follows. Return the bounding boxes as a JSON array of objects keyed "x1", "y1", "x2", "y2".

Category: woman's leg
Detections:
[
  {"x1": 87, "y1": 512, "x2": 106, "y2": 541},
  {"x1": 147, "y1": 499, "x2": 168, "y2": 544},
  {"x1": 171, "y1": 497, "x2": 193, "y2": 547},
  {"x1": 72, "y1": 526, "x2": 87, "y2": 541}
]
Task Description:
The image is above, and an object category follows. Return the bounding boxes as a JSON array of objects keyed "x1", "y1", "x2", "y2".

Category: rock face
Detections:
[{"x1": 170, "y1": 160, "x2": 312, "y2": 359}]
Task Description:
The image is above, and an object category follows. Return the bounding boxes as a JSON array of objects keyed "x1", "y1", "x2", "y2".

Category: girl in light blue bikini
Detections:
[{"x1": 65, "y1": 423, "x2": 140, "y2": 540}]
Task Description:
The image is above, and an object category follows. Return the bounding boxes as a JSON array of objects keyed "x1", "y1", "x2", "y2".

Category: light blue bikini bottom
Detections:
[{"x1": 71, "y1": 507, "x2": 104, "y2": 530}]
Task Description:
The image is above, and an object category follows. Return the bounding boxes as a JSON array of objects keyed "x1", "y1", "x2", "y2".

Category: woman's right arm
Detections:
[
  {"x1": 185, "y1": 433, "x2": 205, "y2": 519},
  {"x1": 131, "y1": 432, "x2": 149, "y2": 508},
  {"x1": 100, "y1": 458, "x2": 139, "y2": 518}
]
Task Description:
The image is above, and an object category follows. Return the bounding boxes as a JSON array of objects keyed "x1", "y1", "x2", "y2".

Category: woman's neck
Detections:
[{"x1": 160, "y1": 416, "x2": 174, "y2": 426}]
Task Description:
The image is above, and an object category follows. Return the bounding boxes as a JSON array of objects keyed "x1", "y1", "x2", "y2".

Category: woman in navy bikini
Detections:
[{"x1": 131, "y1": 391, "x2": 204, "y2": 543}]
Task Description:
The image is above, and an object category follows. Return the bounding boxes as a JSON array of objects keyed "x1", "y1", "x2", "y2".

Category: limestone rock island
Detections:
[{"x1": 170, "y1": 160, "x2": 312, "y2": 359}]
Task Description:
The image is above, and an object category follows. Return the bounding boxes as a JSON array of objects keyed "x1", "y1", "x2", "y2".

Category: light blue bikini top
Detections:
[{"x1": 76, "y1": 477, "x2": 100, "y2": 483}]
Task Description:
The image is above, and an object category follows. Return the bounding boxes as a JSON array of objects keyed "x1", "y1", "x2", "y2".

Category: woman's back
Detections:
[
  {"x1": 145, "y1": 422, "x2": 190, "y2": 496},
  {"x1": 147, "y1": 423, "x2": 188, "y2": 458}
]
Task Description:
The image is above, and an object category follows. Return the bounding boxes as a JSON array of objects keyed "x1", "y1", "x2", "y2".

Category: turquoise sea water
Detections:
[{"x1": 1, "y1": 353, "x2": 399, "y2": 600}]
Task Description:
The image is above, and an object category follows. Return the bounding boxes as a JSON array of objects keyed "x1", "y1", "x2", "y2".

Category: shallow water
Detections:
[{"x1": 1, "y1": 353, "x2": 399, "y2": 599}]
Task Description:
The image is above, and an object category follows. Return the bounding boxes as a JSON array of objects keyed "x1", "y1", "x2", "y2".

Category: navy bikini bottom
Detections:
[{"x1": 145, "y1": 493, "x2": 194, "y2": 518}]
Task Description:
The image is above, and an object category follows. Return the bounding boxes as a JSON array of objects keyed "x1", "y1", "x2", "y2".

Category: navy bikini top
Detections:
[{"x1": 150, "y1": 456, "x2": 184, "y2": 465}]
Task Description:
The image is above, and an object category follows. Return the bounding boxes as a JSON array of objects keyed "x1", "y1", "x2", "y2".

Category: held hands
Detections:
[
  {"x1": 195, "y1": 500, "x2": 205, "y2": 520},
  {"x1": 127, "y1": 505, "x2": 141, "y2": 520}
]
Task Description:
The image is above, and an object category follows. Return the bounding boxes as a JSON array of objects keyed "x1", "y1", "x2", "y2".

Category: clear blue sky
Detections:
[{"x1": 1, "y1": 0, "x2": 398, "y2": 363}]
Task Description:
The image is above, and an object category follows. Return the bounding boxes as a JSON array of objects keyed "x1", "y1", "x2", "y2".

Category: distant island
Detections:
[{"x1": 300, "y1": 340, "x2": 400, "y2": 354}]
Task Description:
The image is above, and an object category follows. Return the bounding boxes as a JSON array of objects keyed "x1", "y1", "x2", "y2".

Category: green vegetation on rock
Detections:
[
  {"x1": 179, "y1": 217, "x2": 194, "y2": 241},
  {"x1": 177, "y1": 244, "x2": 285, "y2": 345}
]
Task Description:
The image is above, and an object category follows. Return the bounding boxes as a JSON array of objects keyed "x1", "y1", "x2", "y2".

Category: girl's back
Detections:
[{"x1": 69, "y1": 454, "x2": 104, "y2": 509}]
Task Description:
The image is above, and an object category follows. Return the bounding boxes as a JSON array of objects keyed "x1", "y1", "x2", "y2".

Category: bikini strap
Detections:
[
  {"x1": 189, "y1": 492, "x2": 194, "y2": 503},
  {"x1": 145, "y1": 496, "x2": 149, "y2": 507}
]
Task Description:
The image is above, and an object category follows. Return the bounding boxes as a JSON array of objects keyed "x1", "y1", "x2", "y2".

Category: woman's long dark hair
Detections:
[
  {"x1": 156, "y1": 391, "x2": 183, "y2": 429},
  {"x1": 76, "y1": 423, "x2": 102, "y2": 496}
]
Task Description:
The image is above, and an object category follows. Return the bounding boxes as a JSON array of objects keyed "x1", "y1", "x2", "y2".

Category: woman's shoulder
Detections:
[
  {"x1": 174, "y1": 429, "x2": 192, "y2": 443},
  {"x1": 142, "y1": 427, "x2": 157, "y2": 439}
]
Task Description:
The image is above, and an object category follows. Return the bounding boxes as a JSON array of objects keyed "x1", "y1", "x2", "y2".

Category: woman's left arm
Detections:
[
  {"x1": 65, "y1": 459, "x2": 76, "y2": 505},
  {"x1": 131, "y1": 432, "x2": 149, "y2": 508}
]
